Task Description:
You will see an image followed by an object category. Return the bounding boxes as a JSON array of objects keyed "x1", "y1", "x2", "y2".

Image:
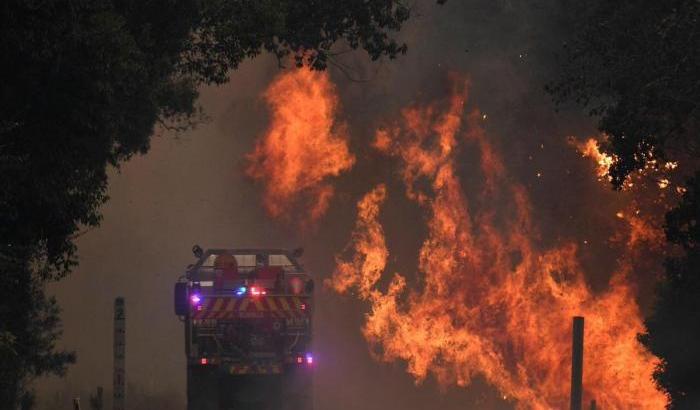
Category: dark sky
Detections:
[{"x1": 35, "y1": 1, "x2": 657, "y2": 409}]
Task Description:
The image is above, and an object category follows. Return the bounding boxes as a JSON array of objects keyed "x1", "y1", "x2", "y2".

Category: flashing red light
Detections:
[
  {"x1": 296, "y1": 356, "x2": 303, "y2": 364},
  {"x1": 300, "y1": 303, "x2": 306, "y2": 310},
  {"x1": 250, "y1": 286, "x2": 267, "y2": 296},
  {"x1": 200, "y1": 358, "x2": 208, "y2": 365}
]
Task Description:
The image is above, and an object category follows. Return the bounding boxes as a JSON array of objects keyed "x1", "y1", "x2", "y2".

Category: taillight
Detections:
[{"x1": 295, "y1": 353, "x2": 314, "y2": 366}]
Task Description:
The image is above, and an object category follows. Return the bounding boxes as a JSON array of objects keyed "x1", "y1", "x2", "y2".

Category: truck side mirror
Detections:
[
  {"x1": 174, "y1": 282, "x2": 188, "y2": 316},
  {"x1": 292, "y1": 247, "x2": 304, "y2": 258}
]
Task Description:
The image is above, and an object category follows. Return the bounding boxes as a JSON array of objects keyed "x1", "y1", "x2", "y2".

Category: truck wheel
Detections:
[
  {"x1": 188, "y1": 366, "x2": 219, "y2": 410},
  {"x1": 281, "y1": 368, "x2": 313, "y2": 410},
  {"x1": 220, "y1": 375, "x2": 283, "y2": 410}
]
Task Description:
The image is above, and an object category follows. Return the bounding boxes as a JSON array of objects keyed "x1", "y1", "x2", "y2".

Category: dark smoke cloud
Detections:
[{"x1": 36, "y1": 1, "x2": 657, "y2": 409}]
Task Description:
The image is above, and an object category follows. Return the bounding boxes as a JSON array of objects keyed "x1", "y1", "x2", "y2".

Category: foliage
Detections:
[
  {"x1": 0, "y1": 254, "x2": 75, "y2": 406},
  {"x1": 548, "y1": 0, "x2": 699, "y2": 189},
  {"x1": 0, "y1": 0, "x2": 429, "y2": 407},
  {"x1": 181, "y1": 0, "x2": 416, "y2": 84},
  {"x1": 1, "y1": 0, "x2": 198, "y2": 403},
  {"x1": 640, "y1": 172, "x2": 700, "y2": 409}
]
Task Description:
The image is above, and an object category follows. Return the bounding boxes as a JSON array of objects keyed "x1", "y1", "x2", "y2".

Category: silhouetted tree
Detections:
[
  {"x1": 640, "y1": 172, "x2": 700, "y2": 409},
  {"x1": 550, "y1": 1, "x2": 700, "y2": 408},
  {"x1": 181, "y1": 0, "x2": 415, "y2": 83},
  {"x1": 548, "y1": 0, "x2": 699, "y2": 189},
  {"x1": 18, "y1": 392, "x2": 34, "y2": 410},
  {"x1": 0, "y1": 0, "x2": 430, "y2": 407}
]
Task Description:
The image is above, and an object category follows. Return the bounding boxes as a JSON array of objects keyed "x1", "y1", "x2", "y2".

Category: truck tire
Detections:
[
  {"x1": 281, "y1": 368, "x2": 313, "y2": 410},
  {"x1": 187, "y1": 366, "x2": 219, "y2": 410},
  {"x1": 220, "y1": 375, "x2": 283, "y2": 410}
]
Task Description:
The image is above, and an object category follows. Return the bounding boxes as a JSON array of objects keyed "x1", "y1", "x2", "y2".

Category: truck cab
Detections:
[{"x1": 175, "y1": 247, "x2": 314, "y2": 410}]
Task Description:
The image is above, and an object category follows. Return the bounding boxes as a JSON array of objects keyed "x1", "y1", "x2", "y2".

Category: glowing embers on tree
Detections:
[
  {"x1": 569, "y1": 137, "x2": 617, "y2": 183},
  {"x1": 570, "y1": 136, "x2": 681, "y2": 192},
  {"x1": 246, "y1": 69, "x2": 355, "y2": 226},
  {"x1": 328, "y1": 78, "x2": 668, "y2": 409}
]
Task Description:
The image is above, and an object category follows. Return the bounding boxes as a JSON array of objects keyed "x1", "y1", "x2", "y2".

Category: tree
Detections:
[
  {"x1": 1, "y1": 0, "x2": 199, "y2": 404},
  {"x1": 181, "y1": 0, "x2": 416, "y2": 83},
  {"x1": 640, "y1": 172, "x2": 700, "y2": 409},
  {"x1": 0, "y1": 0, "x2": 432, "y2": 406},
  {"x1": 0, "y1": 254, "x2": 76, "y2": 408},
  {"x1": 550, "y1": 1, "x2": 700, "y2": 407},
  {"x1": 548, "y1": 0, "x2": 699, "y2": 189}
]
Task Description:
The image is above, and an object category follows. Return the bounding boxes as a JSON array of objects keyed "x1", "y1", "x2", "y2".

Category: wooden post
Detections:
[
  {"x1": 590, "y1": 399, "x2": 597, "y2": 410},
  {"x1": 570, "y1": 316, "x2": 584, "y2": 410},
  {"x1": 113, "y1": 298, "x2": 125, "y2": 410}
]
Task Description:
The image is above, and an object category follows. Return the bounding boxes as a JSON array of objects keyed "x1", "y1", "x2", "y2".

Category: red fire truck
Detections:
[{"x1": 174, "y1": 247, "x2": 314, "y2": 410}]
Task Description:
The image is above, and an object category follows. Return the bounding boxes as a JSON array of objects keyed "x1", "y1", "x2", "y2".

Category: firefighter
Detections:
[{"x1": 214, "y1": 253, "x2": 238, "y2": 290}]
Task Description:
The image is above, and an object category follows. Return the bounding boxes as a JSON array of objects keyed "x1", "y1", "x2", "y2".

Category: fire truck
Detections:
[{"x1": 174, "y1": 247, "x2": 314, "y2": 410}]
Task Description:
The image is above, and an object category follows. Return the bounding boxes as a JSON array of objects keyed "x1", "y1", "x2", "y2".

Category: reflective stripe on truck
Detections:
[{"x1": 192, "y1": 296, "x2": 308, "y2": 320}]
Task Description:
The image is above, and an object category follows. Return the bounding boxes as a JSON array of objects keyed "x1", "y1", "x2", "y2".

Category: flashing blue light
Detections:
[
  {"x1": 235, "y1": 286, "x2": 247, "y2": 296},
  {"x1": 190, "y1": 294, "x2": 202, "y2": 305},
  {"x1": 305, "y1": 353, "x2": 313, "y2": 365}
]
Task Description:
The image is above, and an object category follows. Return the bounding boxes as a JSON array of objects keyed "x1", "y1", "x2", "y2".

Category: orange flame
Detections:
[
  {"x1": 246, "y1": 69, "x2": 355, "y2": 225},
  {"x1": 612, "y1": 209, "x2": 664, "y2": 250},
  {"x1": 571, "y1": 137, "x2": 682, "y2": 195},
  {"x1": 570, "y1": 137, "x2": 615, "y2": 182},
  {"x1": 329, "y1": 78, "x2": 667, "y2": 408}
]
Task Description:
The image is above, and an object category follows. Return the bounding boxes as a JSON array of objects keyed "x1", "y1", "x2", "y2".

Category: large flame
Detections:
[
  {"x1": 246, "y1": 69, "x2": 355, "y2": 225},
  {"x1": 329, "y1": 79, "x2": 668, "y2": 408}
]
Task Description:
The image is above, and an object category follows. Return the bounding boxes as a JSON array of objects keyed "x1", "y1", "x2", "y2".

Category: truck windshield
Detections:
[
  {"x1": 200, "y1": 254, "x2": 256, "y2": 268},
  {"x1": 190, "y1": 252, "x2": 299, "y2": 281},
  {"x1": 199, "y1": 254, "x2": 293, "y2": 268},
  {"x1": 268, "y1": 254, "x2": 293, "y2": 267}
]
